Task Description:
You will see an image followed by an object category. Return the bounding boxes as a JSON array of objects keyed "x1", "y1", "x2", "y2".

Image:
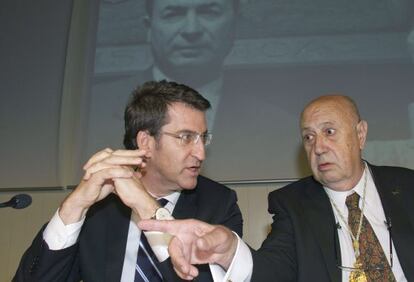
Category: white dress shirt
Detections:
[{"x1": 325, "y1": 165, "x2": 407, "y2": 282}]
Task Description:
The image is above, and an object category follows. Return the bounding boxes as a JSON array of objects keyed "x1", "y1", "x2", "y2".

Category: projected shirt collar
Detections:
[{"x1": 152, "y1": 66, "x2": 223, "y2": 131}]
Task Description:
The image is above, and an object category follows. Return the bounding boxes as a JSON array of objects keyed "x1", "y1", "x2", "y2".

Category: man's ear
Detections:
[
  {"x1": 137, "y1": 130, "x2": 153, "y2": 152},
  {"x1": 357, "y1": 120, "x2": 368, "y2": 150}
]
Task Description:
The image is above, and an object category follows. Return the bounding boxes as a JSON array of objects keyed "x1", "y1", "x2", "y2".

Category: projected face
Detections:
[
  {"x1": 146, "y1": 102, "x2": 207, "y2": 192},
  {"x1": 300, "y1": 96, "x2": 367, "y2": 191},
  {"x1": 147, "y1": 0, "x2": 236, "y2": 80}
]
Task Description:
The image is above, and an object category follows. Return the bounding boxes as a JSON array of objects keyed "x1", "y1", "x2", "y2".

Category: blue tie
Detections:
[{"x1": 134, "y1": 198, "x2": 169, "y2": 282}]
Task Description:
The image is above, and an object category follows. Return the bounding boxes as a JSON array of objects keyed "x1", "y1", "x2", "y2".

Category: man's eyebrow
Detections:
[
  {"x1": 162, "y1": 2, "x2": 221, "y2": 10},
  {"x1": 176, "y1": 129, "x2": 209, "y2": 134},
  {"x1": 162, "y1": 5, "x2": 185, "y2": 11},
  {"x1": 320, "y1": 121, "x2": 336, "y2": 127},
  {"x1": 301, "y1": 121, "x2": 336, "y2": 131},
  {"x1": 198, "y1": 2, "x2": 222, "y2": 9},
  {"x1": 176, "y1": 129, "x2": 195, "y2": 134}
]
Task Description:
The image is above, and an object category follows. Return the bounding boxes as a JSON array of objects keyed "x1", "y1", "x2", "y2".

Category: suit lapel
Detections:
[
  {"x1": 172, "y1": 189, "x2": 198, "y2": 219},
  {"x1": 370, "y1": 165, "x2": 414, "y2": 280},
  {"x1": 91, "y1": 189, "x2": 200, "y2": 281},
  {"x1": 104, "y1": 200, "x2": 131, "y2": 281},
  {"x1": 302, "y1": 179, "x2": 341, "y2": 282}
]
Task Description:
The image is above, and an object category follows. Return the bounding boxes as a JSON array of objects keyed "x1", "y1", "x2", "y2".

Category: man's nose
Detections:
[
  {"x1": 191, "y1": 140, "x2": 206, "y2": 161},
  {"x1": 314, "y1": 135, "x2": 328, "y2": 155},
  {"x1": 181, "y1": 11, "x2": 203, "y2": 40}
]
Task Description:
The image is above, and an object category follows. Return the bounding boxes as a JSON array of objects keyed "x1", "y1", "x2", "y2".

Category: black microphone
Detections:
[{"x1": 0, "y1": 194, "x2": 32, "y2": 209}]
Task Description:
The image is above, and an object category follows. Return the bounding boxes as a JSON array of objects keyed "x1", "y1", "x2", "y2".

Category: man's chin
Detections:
[
  {"x1": 164, "y1": 58, "x2": 221, "y2": 73},
  {"x1": 178, "y1": 178, "x2": 198, "y2": 190},
  {"x1": 170, "y1": 61, "x2": 214, "y2": 73}
]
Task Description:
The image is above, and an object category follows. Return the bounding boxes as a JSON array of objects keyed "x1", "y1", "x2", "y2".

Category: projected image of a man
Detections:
[{"x1": 145, "y1": 0, "x2": 238, "y2": 88}]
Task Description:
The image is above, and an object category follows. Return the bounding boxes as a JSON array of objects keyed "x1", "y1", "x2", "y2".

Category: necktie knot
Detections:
[
  {"x1": 346, "y1": 192, "x2": 360, "y2": 210},
  {"x1": 157, "y1": 198, "x2": 168, "y2": 207}
]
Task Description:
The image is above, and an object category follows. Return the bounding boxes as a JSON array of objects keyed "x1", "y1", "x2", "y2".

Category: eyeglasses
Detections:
[
  {"x1": 161, "y1": 131, "x2": 212, "y2": 146},
  {"x1": 334, "y1": 219, "x2": 393, "y2": 273}
]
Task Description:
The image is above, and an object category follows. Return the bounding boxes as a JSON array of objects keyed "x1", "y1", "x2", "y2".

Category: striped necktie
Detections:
[{"x1": 134, "y1": 198, "x2": 169, "y2": 282}]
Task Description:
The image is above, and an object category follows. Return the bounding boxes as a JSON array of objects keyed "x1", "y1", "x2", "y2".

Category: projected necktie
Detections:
[
  {"x1": 134, "y1": 198, "x2": 169, "y2": 282},
  {"x1": 346, "y1": 192, "x2": 395, "y2": 282}
]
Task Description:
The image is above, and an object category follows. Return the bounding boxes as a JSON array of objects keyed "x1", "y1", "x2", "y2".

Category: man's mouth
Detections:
[
  {"x1": 175, "y1": 45, "x2": 207, "y2": 56},
  {"x1": 318, "y1": 162, "x2": 332, "y2": 171},
  {"x1": 185, "y1": 166, "x2": 201, "y2": 175}
]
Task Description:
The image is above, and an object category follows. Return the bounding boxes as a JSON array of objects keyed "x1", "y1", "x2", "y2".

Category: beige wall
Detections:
[
  {"x1": 0, "y1": 191, "x2": 70, "y2": 281},
  {"x1": 0, "y1": 182, "x2": 286, "y2": 281}
]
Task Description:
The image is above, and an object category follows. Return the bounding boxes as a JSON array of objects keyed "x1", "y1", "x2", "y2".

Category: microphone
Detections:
[{"x1": 0, "y1": 194, "x2": 32, "y2": 209}]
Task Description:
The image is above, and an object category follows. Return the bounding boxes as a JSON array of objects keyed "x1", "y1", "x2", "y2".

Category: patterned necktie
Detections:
[
  {"x1": 134, "y1": 198, "x2": 169, "y2": 282},
  {"x1": 346, "y1": 192, "x2": 395, "y2": 282}
]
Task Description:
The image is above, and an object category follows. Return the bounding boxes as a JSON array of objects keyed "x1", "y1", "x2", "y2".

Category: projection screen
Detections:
[
  {"x1": 3, "y1": 0, "x2": 412, "y2": 189},
  {"x1": 81, "y1": 0, "x2": 414, "y2": 182}
]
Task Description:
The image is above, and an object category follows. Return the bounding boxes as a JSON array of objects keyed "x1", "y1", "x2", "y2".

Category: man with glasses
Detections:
[
  {"x1": 14, "y1": 80, "x2": 243, "y2": 282},
  {"x1": 140, "y1": 95, "x2": 414, "y2": 281}
]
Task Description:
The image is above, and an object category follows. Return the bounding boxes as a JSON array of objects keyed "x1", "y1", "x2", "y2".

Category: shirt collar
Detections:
[
  {"x1": 324, "y1": 162, "x2": 370, "y2": 209},
  {"x1": 152, "y1": 66, "x2": 223, "y2": 94},
  {"x1": 157, "y1": 191, "x2": 181, "y2": 207},
  {"x1": 152, "y1": 66, "x2": 223, "y2": 130}
]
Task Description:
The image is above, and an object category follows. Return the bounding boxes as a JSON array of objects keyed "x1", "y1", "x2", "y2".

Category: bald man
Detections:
[{"x1": 140, "y1": 95, "x2": 414, "y2": 282}]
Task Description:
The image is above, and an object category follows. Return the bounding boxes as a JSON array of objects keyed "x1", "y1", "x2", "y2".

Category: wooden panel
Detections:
[
  {"x1": 0, "y1": 191, "x2": 69, "y2": 282},
  {"x1": 231, "y1": 183, "x2": 283, "y2": 249}
]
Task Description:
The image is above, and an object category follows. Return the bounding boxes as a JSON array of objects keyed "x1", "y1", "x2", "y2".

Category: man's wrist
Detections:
[
  {"x1": 221, "y1": 233, "x2": 253, "y2": 282},
  {"x1": 217, "y1": 231, "x2": 239, "y2": 270},
  {"x1": 59, "y1": 199, "x2": 89, "y2": 225},
  {"x1": 151, "y1": 207, "x2": 173, "y2": 220},
  {"x1": 44, "y1": 209, "x2": 85, "y2": 250},
  {"x1": 132, "y1": 200, "x2": 160, "y2": 220}
]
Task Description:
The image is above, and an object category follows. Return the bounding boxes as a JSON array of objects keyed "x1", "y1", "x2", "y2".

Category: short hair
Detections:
[
  {"x1": 145, "y1": 0, "x2": 241, "y2": 16},
  {"x1": 123, "y1": 80, "x2": 211, "y2": 149}
]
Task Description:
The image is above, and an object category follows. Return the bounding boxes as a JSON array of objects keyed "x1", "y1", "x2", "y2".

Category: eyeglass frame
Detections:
[
  {"x1": 334, "y1": 218, "x2": 393, "y2": 272},
  {"x1": 161, "y1": 131, "x2": 212, "y2": 146}
]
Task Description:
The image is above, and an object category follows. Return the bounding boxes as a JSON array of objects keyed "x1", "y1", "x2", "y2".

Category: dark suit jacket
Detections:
[
  {"x1": 14, "y1": 176, "x2": 243, "y2": 282},
  {"x1": 251, "y1": 164, "x2": 414, "y2": 282}
]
